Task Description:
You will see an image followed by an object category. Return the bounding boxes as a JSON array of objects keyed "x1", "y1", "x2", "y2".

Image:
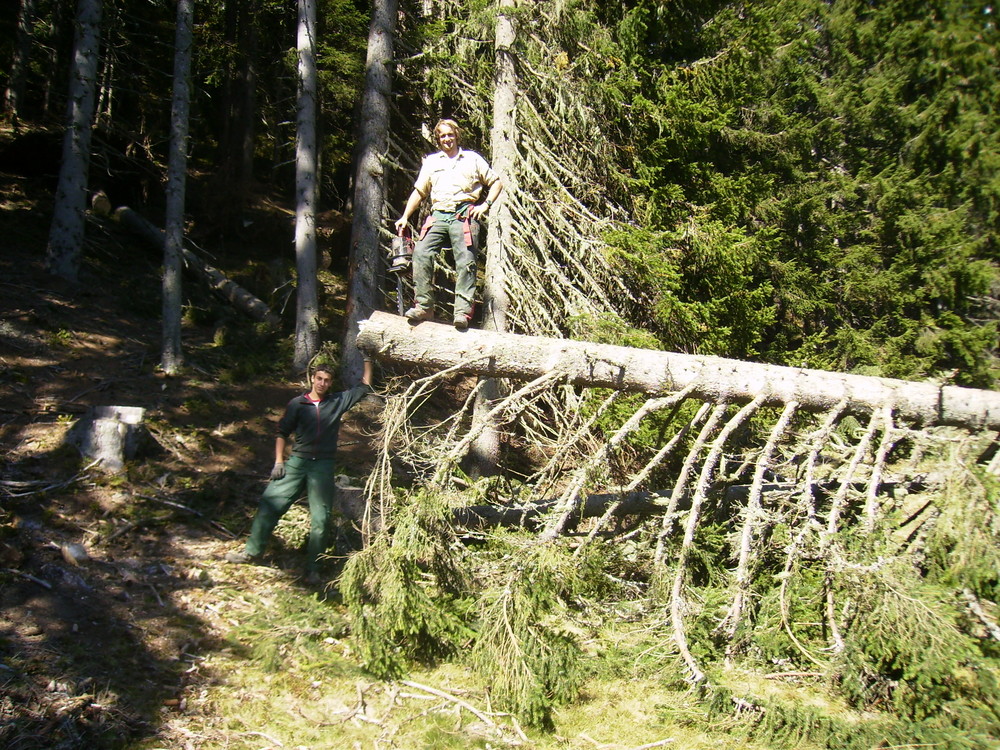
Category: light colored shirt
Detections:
[{"x1": 413, "y1": 148, "x2": 499, "y2": 212}]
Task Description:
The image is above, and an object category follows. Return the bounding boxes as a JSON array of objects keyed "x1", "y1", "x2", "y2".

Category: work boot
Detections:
[
  {"x1": 304, "y1": 570, "x2": 323, "y2": 586},
  {"x1": 224, "y1": 549, "x2": 259, "y2": 565},
  {"x1": 404, "y1": 306, "x2": 434, "y2": 322},
  {"x1": 453, "y1": 313, "x2": 471, "y2": 331}
]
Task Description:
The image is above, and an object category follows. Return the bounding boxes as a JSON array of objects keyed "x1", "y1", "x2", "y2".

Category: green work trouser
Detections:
[
  {"x1": 412, "y1": 210, "x2": 480, "y2": 318},
  {"x1": 245, "y1": 454, "x2": 335, "y2": 571}
]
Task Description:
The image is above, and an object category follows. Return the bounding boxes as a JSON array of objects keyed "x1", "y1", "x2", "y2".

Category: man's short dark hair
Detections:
[{"x1": 312, "y1": 364, "x2": 335, "y2": 378}]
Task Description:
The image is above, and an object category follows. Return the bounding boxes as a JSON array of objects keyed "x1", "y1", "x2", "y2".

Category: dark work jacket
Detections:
[{"x1": 276, "y1": 384, "x2": 371, "y2": 460}]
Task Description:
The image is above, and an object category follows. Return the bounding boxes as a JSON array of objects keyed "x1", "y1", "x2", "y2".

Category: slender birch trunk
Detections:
[
  {"x1": 342, "y1": 0, "x2": 398, "y2": 385},
  {"x1": 161, "y1": 0, "x2": 194, "y2": 374},
  {"x1": 292, "y1": 0, "x2": 319, "y2": 373},
  {"x1": 45, "y1": 0, "x2": 102, "y2": 282}
]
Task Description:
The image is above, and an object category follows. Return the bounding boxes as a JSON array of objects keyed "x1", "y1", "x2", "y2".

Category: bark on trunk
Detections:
[
  {"x1": 4, "y1": 0, "x2": 36, "y2": 124},
  {"x1": 468, "y1": 0, "x2": 518, "y2": 476},
  {"x1": 342, "y1": 0, "x2": 398, "y2": 386},
  {"x1": 292, "y1": 0, "x2": 320, "y2": 373},
  {"x1": 451, "y1": 478, "x2": 920, "y2": 531},
  {"x1": 213, "y1": 0, "x2": 256, "y2": 234},
  {"x1": 45, "y1": 0, "x2": 102, "y2": 282},
  {"x1": 161, "y1": 0, "x2": 194, "y2": 374},
  {"x1": 357, "y1": 310, "x2": 1000, "y2": 430}
]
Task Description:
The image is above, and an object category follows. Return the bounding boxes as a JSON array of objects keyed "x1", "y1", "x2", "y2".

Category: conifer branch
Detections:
[
  {"x1": 721, "y1": 400, "x2": 799, "y2": 643},
  {"x1": 670, "y1": 394, "x2": 766, "y2": 683}
]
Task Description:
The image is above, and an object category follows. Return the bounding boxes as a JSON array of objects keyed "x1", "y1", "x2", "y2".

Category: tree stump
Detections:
[
  {"x1": 68, "y1": 406, "x2": 151, "y2": 472},
  {"x1": 334, "y1": 475, "x2": 367, "y2": 524}
]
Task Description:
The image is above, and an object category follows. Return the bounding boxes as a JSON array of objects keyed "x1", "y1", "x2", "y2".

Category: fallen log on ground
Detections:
[
  {"x1": 92, "y1": 195, "x2": 280, "y2": 327},
  {"x1": 451, "y1": 478, "x2": 925, "y2": 531},
  {"x1": 357, "y1": 310, "x2": 1000, "y2": 431}
]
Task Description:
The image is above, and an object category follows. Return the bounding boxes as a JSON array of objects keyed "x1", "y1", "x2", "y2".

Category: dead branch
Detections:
[
  {"x1": 97, "y1": 202, "x2": 280, "y2": 327},
  {"x1": 654, "y1": 403, "x2": 727, "y2": 567},
  {"x1": 863, "y1": 405, "x2": 898, "y2": 532},
  {"x1": 0, "y1": 462, "x2": 100, "y2": 498},
  {"x1": 400, "y1": 680, "x2": 497, "y2": 727},
  {"x1": 530, "y1": 389, "x2": 623, "y2": 489},
  {"x1": 961, "y1": 589, "x2": 1000, "y2": 642},
  {"x1": 433, "y1": 370, "x2": 565, "y2": 486},
  {"x1": 3, "y1": 567, "x2": 53, "y2": 589},
  {"x1": 778, "y1": 406, "x2": 847, "y2": 667},
  {"x1": 822, "y1": 409, "x2": 882, "y2": 653},
  {"x1": 542, "y1": 384, "x2": 696, "y2": 541},
  {"x1": 453, "y1": 477, "x2": 914, "y2": 532},
  {"x1": 578, "y1": 396, "x2": 706, "y2": 551},
  {"x1": 721, "y1": 400, "x2": 798, "y2": 641},
  {"x1": 670, "y1": 394, "x2": 765, "y2": 684},
  {"x1": 101, "y1": 517, "x2": 164, "y2": 543}
]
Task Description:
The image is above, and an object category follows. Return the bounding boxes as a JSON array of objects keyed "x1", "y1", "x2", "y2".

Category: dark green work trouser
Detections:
[
  {"x1": 412, "y1": 210, "x2": 480, "y2": 318},
  {"x1": 244, "y1": 454, "x2": 335, "y2": 571}
]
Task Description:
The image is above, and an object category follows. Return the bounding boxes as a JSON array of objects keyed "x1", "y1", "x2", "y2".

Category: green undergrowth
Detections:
[
  {"x1": 163, "y1": 580, "x2": 806, "y2": 748},
  {"x1": 339, "y1": 491, "x2": 474, "y2": 679},
  {"x1": 144, "y1": 467, "x2": 998, "y2": 748},
  {"x1": 332, "y1": 480, "x2": 1000, "y2": 748}
]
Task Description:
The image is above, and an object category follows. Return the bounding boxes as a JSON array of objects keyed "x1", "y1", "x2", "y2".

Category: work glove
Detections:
[{"x1": 270, "y1": 462, "x2": 286, "y2": 480}]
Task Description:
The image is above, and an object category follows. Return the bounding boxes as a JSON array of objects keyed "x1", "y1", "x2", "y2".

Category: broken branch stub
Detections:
[{"x1": 356, "y1": 311, "x2": 1000, "y2": 430}]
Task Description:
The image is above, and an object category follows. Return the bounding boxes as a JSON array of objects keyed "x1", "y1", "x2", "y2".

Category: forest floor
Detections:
[{"x1": 0, "y1": 133, "x2": 816, "y2": 750}]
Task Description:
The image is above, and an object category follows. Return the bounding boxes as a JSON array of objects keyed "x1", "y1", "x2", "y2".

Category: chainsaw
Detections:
[{"x1": 388, "y1": 226, "x2": 414, "y2": 315}]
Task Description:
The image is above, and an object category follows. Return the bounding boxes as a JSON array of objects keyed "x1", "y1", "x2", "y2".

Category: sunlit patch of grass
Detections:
[
  {"x1": 138, "y1": 583, "x2": 875, "y2": 750},
  {"x1": 555, "y1": 679, "x2": 768, "y2": 750}
]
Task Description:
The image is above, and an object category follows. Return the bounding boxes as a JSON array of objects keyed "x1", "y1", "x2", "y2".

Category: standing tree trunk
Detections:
[
  {"x1": 468, "y1": 0, "x2": 518, "y2": 475},
  {"x1": 214, "y1": 0, "x2": 257, "y2": 235},
  {"x1": 341, "y1": 0, "x2": 398, "y2": 385},
  {"x1": 161, "y1": 0, "x2": 194, "y2": 375},
  {"x1": 292, "y1": 0, "x2": 319, "y2": 373},
  {"x1": 4, "y1": 0, "x2": 36, "y2": 127},
  {"x1": 45, "y1": 0, "x2": 102, "y2": 282}
]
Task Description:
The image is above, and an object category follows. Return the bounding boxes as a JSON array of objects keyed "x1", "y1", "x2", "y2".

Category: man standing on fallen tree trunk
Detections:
[
  {"x1": 225, "y1": 359, "x2": 373, "y2": 584},
  {"x1": 394, "y1": 118, "x2": 503, "y2": 331}
]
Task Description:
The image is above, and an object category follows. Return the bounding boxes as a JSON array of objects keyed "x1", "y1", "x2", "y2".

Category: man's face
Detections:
[
  {"x1": 312, "y1": 370, "x2": 333, "y2": 396},
  {"x1": 437, "y1": 125, "x2": 458, "y2": 155}
]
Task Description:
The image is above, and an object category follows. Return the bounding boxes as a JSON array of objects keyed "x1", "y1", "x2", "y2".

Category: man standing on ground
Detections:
[
  {"x1": 225, "y1": 360, "x2": 374, "y2": 584},
  {"x1": 394, "y1": 119, "x2": 503, "y2": 330}
]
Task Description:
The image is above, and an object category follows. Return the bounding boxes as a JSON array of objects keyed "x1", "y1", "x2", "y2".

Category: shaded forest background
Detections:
[
  {"x1": 3, "y1": 0, "x2": 996, "y2": 383},
  {"x1": 1, "y1": 1, "x2": 999, "y2": 749}
]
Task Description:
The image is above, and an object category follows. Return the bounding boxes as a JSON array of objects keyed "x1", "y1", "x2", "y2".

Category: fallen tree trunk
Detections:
[
  {"x1": 93, "y1": 195, "x2": 280, "y2": 327},
  {"x1": 357, "y1": 311, "x2": 1000, "y2": 430},
  {"x1": 454, "y1": 490, "x2": 668, "y2": 530}
]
